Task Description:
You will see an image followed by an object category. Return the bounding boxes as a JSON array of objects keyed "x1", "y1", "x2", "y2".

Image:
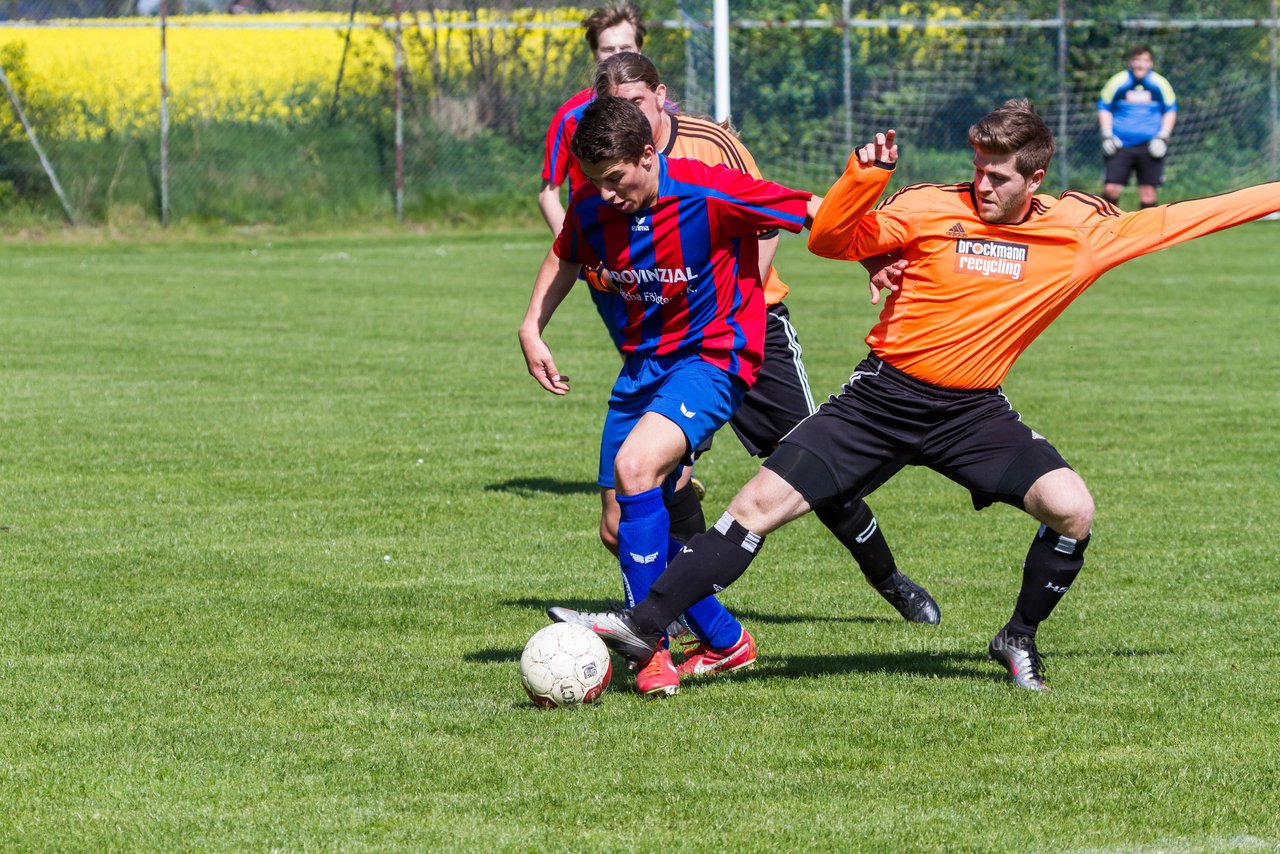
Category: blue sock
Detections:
[
  {"x1": 616, "y1": 487, "x2": 669, "y2": 607},
  {"x1": 668, "y1": 537, "x2": 743, "y2": 649}
]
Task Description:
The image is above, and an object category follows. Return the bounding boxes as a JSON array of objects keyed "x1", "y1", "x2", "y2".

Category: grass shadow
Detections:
[
  {"x1": 465, "y1": 647, "x2": 522, "y2": 664},
  {"x1": 731, "y1": 607, "x2": 893, "y2": 626},
  {"x1": 485, "y1": 477, "x2": 598, "y2": 497},
  {"x1": 501, "y1": 598, "x2": 894, "y2": 626},
  {"x1": 733, "y1": 650, "x2": 1001, "y2": 684},
  {"x1": 501, "y1": 597, "x2": 611, "y2": 613}
]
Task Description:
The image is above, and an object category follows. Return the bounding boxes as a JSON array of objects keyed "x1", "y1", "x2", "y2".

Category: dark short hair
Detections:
[
  {"x1": 967, "y1": 98, "x2": 1055, "y2": 177},
  {"x1": 1129, "y1": 44, "x2": 1153, "y2": 60},
  {"x1": 593, "y1": 51, "x2": 662, "y2": 99},
  {"x1": 571, "y1": 96, "x2": 654, "y2": 164},
  {"x1": 583, "y1": 3, "x2": 646, "y2": 52}
]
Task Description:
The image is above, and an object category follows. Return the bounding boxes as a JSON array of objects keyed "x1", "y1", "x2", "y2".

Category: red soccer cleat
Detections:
[
  {"x1": 676, "y1": 628, "x2": 757, "y2": 678},
  {"x1": 634, "y1": 647, "x2": 680, "y2": 696}
]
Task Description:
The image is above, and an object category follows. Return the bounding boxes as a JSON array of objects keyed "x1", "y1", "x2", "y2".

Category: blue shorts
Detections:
[{"x1": 597, "y1": 353, "x2": 746, "y2": 490}]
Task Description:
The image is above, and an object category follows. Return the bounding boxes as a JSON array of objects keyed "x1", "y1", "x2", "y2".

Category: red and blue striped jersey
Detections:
[
  {"x1": 554, "y1": 156, "x2": 811, "y2": 387},
  {"x1": 541, "y1": 87, "x2": 594, "y2": 195}
]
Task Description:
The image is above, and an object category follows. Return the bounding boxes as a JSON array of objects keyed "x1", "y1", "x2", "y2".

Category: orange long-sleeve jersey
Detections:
[{"x1": 810, "y1": 154, "x2": 1280, "y2": 389}]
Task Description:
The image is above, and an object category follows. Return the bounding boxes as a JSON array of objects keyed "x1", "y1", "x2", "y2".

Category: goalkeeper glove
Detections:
[
  {"x1": 1101, "y1": 134, "x2": 1121, "y2": 157},
  {"x1": 583, "y1": 262, "x2": 615, "y2": 293},
  {"x1": 1148, "y1": 135, "x2": 1169, "y2": 159}
]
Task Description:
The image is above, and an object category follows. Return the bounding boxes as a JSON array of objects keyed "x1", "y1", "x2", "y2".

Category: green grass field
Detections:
[{"x1": 1, "y1": 225, "x2": 1278, "y2": 850}]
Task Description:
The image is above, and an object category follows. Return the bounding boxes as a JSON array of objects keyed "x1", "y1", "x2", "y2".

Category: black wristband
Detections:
[{"x1": 874, "y1": 160, "x2": 897, "y2": 171}]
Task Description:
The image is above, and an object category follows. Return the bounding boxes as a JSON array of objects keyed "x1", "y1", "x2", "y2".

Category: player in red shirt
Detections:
[
  {"x1": 551, "y1": 100, "x2": 1280, "y2": 691},
  {"x1": 538, "y1": 3, "x2": 646, "y2": 237}
]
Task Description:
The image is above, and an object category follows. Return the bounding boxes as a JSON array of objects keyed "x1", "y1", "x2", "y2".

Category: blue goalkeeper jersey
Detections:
[{"x1": 1098, "y1": 70, "x2": 1177, "y2": 147}]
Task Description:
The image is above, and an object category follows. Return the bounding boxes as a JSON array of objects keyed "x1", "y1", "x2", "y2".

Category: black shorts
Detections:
[
  {"x1": 728, "y1": 302, "x2": 816, "y2": 457},
  {"x1": 1104, "y1": 143, "x2": 1165, "y2": 187},
  {"x1": 763, "y1": 354, "x2": 1071, "y2": 512}
]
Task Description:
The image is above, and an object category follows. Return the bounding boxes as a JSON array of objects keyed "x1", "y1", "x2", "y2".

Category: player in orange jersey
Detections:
[{"x1": 550, "y1": 99, "x2": 1279, "y2": 691}]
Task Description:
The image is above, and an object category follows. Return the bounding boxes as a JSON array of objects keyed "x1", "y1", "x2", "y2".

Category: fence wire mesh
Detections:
[{"x1": 0, "y1": 0, "x2": 1275, "y2": 225}]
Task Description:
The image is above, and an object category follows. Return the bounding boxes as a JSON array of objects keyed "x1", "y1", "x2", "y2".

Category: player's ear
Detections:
[
  {"x1": 655, "y1": 82, "x2": 667, "y2": 103},
  {"x1": 641, "y1": 144, "x2": 656, "y2": 168},
  {"x1": 1026, "y1": 168, "x2": 1046, "y2": 195}
]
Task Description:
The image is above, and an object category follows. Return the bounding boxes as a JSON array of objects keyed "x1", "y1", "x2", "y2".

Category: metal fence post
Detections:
[
  {"x1": 160, "y1": 0, "x2": 170, "y2": 226},
  {"x1": 841, "y1": 0, "x2": 853, "y2": 156},
  {"x1": 1271, "y1": 0, "x2": 1278, "y2": 181},
  {"x1": 393, "y1": 0, "x2": 405, "y2": 222},
  {"x1": 713, "y1": 0, "x2": 729, "y2": 122},
  {"x1": 1058, "y1": 0, "x2": 1069, "y2": 192},
  {"x1": 328, "y1": 0, "x2": 360, "y2": 125},
  {"x1": 0, "y1": 63, "x2": 76, "y2": 225}
]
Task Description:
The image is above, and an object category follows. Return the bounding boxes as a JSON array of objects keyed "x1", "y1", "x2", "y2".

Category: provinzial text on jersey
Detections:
[
  {"x1": 953, "y1": 238, "x2": 1029, "y2": 280},
  {"x1": 606, "y1": 267, "x2": 701, "y2": 285}
]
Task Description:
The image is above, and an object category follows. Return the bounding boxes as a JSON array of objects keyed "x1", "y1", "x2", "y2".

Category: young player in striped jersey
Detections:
[
  {"x1": 520, "y1": 97, "x2": 835, "y2": 695},
  {"x1": 553, "y1": 99, "x2": 1280, "y2": 692},
  {"x1": 591, "y1": 54, "x2": 939, "y2": 677},
  {"x1": 535, "y1": 5, "x2": 715, "y2": 567}
]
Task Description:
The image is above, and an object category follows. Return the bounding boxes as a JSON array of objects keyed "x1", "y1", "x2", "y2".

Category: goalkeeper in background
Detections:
[{"x1": 1098, "y1": 44, "x2": 1177, "y2": 208}]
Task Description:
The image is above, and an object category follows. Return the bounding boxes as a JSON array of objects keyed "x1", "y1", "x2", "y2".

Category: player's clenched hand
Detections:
[
  {"x1": 519, "y1": 332, "x2": 571, "y2": 395},
  {"x1": 583, "y1": 262, "x2": 617, "y2": 293},
  {"x1": 856, "y1": 130, "x2": 897, "y2": 167},
  {"x1": 866, "y1": 256, "x2": 908, "y2": 305}
]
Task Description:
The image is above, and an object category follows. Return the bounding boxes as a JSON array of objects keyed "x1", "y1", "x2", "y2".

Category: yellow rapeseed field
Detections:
[{"x1": 0, "y1": 9, "x2": 584, "y2": 140}]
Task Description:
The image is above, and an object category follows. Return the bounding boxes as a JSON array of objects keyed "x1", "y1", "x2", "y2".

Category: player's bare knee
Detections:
[
  {"x1": 1060, "y1": 477, "x2": 1095, "y2": 538},
  {"x1": 612, "y1": 454, "x2": 659, "y2": 495},
  {"x1": 1026, "y1": 469, "x2": 1094, "y2": 539},
  {"x1": 1057, "y1": 496, "x2": 1094, "y2": 540}
]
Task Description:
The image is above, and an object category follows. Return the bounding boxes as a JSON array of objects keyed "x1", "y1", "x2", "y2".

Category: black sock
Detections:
[
  {"x1": 814, "y1": 497, "x2": 896, "y2": 585},
  {"x1": 631, "y1": 512, "x2": 765, "y2": 637},
  {"x1": 664, "y1": 481, "x2": 706, "y2": 544},
  {"x1": 1005, "y1": 525, "x2": 1090, "y2": 637}
]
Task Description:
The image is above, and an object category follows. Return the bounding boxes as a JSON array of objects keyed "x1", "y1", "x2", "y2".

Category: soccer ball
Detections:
[{"x1": 520, "y1": 622, "x2": 612, "y2": 708}]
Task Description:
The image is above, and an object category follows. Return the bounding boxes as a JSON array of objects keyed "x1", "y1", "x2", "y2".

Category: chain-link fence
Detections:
[{"x1": 0, "y1": 0, "x2": 1276, "y2": 226}]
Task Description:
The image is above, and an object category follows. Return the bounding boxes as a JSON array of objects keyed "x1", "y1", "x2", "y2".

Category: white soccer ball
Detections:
[{"x1": 520, "y1": 622, "x2": 612, "y2": 708}]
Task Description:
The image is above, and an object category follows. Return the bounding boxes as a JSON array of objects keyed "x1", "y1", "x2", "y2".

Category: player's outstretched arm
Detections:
[
  {"x1": 808, "y1": 130, "x2": 900, "y2": 261},
  {"x1": 1089, "y1": 181, "x2": 1280, "y2": 273},
  {"x1": 519, "y1": 248, "x2": 580, "y2": 395}
]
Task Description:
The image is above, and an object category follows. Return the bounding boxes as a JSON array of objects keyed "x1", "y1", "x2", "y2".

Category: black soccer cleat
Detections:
[
  {"x1": 547, "y1": 604, "x2": 662, "y2": 667},
  {"x1": 988, "y1": 628, "x2": 1051, "y2": 691},
  {"x1": 871, "y1": 570, "x2": 941, "y2": 624}
]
